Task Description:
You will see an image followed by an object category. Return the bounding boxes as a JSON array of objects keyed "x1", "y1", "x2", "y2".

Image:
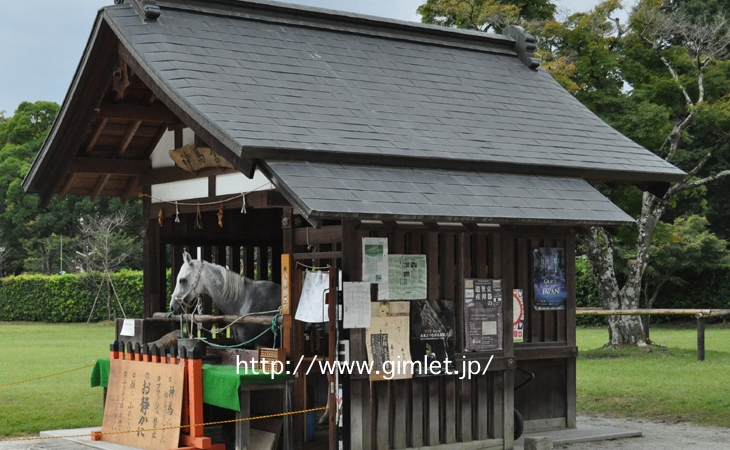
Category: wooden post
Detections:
[
  {"x1": 642, "y1": 316, "x2": 650, "y2": 340},
  {"x1": 697, "y1": 316, "x2": 705, "y2": 362}
]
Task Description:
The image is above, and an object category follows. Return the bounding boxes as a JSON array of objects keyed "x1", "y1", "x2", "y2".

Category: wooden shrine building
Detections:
[{"x1": 24, "y1": 1, "x2": 684, "y2": 449}]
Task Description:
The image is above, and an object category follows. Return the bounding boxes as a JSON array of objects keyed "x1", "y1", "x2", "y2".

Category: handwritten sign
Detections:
[{"x1": 101, "y1": 359, "x2": 184, "y2": 450}]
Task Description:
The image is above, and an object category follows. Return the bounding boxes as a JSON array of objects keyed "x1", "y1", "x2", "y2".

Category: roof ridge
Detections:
[{"x1": 151, "y1": 0, "x2": 520, "y2": 56}]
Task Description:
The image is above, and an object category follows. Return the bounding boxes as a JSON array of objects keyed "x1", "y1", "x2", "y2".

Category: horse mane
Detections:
[{"x1": 220, "y1": 265, "x2": 250, "y2": 304}]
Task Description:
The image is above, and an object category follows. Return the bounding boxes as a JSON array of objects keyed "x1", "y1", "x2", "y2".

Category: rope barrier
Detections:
[
  {"x1": 0, "y1": 363, "x2": 95, "y2": 388},
  {"x1": 0, "y1": 406, "x2": 327, "y2": 442}
]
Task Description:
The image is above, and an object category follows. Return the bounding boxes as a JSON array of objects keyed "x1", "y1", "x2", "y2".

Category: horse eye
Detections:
[{"x1": 180, "y1": 279, "x2": 187, "y2": 285}]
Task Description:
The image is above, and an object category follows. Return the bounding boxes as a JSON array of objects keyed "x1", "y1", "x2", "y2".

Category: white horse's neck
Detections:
[{"x1": 200, "y1": 263, "x2": 251, "y2": 314}]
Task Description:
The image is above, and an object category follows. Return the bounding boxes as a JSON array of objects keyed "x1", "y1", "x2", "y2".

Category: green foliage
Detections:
[
  {"x1": 0, "y1": 101, "x2": 143, "y2": 274},
  {"x1": 0, "y1": 101, "x2": 58, "y2": 146},
  {"x1": 0, "y1": 270, "x2": 143, "y2": 322},
  {"x1": 418, "y1": 0, "x2": 555, "y2": 32},
  {"x1": 575, "y1": 256, "x2": 606, "y2": 326}
]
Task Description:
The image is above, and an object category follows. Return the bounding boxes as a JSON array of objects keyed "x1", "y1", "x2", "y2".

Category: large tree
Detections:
[
  {"x1": 544, "y1": 1, "x2": 730, "y2": 346},
  {"x1": 420, "y1": 0, "x2": 730, "y2": 346},
  {"x1": 418, "y1": 0, "x2": 555, "y2": 32}
]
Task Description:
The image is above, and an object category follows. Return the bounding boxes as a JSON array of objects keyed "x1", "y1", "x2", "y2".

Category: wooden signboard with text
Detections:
[{"x1": 101, "y1": 359, "x2": 185, "y2": 450}]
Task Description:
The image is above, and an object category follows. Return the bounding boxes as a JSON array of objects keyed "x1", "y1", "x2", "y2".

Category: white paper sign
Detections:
[
  {"x1": 120, "y1": 319, "x2": 135, "y2": 337},
  {"x1": 295, "y1": 271, "x2": 330, "y2": 323},
  {"x1": 343, "y1": 282, "x2": 372, "y2": 329}
]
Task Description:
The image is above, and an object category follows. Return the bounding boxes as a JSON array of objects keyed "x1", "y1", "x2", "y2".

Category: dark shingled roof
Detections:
[
  {"x1": 101, "y1": 0, "x2": 684, "y2": 183},
  {"x1": 263, "y1": 161, "x2": 634, "y2": 226}
]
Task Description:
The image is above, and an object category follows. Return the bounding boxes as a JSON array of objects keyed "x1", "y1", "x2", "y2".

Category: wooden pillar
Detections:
[
  {"x1": 566, "y1": 233, "x2": 577, "y2": 428},
  {"x1": 143, "y1": 182, "x2": 165, "y2": 317},
  {"x1": 697, "y1": 316, "x2": 706, "y2": 362},
  {"x1": 501, "y1": 232, "x2": 514, "y2": 449}
]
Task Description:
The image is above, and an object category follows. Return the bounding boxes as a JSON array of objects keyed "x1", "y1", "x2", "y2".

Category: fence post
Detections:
[{"x1": 697, "y1": 316, "x2": 705, "y2": 362}]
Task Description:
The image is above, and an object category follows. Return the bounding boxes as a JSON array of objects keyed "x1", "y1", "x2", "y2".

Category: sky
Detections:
[{"x1": 0, "y1": 0, "x2": 614, "y2": 116}]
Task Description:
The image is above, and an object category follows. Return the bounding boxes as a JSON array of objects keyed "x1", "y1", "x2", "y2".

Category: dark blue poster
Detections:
[{"x1": 532, "y1": 247, "x2": 567, "y2": 311}]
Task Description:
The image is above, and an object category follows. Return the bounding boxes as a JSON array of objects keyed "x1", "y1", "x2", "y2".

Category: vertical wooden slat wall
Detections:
[
  {"x1": 510, "y1": 229, "x2": 577, "y2": 432},
  {"x1": 344, "y1": 226, "x2": 506, "y2": 450}
]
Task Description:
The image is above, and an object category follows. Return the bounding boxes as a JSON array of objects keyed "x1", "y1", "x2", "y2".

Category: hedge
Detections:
[{"x1": 0, "y1": 270, "x2": 143, "y2": 322}]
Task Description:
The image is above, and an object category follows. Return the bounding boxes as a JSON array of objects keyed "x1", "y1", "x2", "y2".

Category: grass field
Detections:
[
  {"x1": 0, "y1": 322, "x2": 114, "y2": 437},
  {"x1": 1, "y1": 322, "x2": 729, "y2": 437},
  {"x1": 576, "y1": 323, "x2": 730, "y2": 427}
]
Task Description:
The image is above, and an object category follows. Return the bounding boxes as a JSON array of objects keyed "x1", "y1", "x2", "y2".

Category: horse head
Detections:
[{"x1": 170, "y1": 251, "x2": 205, "y2": 314}]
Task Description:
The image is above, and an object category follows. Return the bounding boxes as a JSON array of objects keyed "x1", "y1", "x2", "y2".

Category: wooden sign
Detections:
[
  {"x1": 168, "y1": 144, "x2": 233, "y2": 174},
  {"x1": 101, "y1": 359, "x2": 185, "y2": 450},
  {"x1": 281, "y1": 253, "x2": 291, "y2": 314}
]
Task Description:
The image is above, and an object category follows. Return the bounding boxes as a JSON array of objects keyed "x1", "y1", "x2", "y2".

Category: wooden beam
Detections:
[
  {"x1": 117, "y1": 120, "x2": 142, "y2": 157},
  {"x1": 144, "y1": 166, "x2": 238, "y2": 186},
  {"x1": 58, "y1": 173, "x2": 77, "y2": 201},
  {"x1": 293, "y1": 226, "x2": 343, "y2": 246},
  {"x1": 95, "y1": 102, "x2": 179, "y2": 123},
  {"x1": 152, "y1": 190, "x2": 288, "y2": 216},
  {"x1": 70, "y1": 157, "x2": 151, "y2": 175},
  {"x1": 118, "y1": 43, "x2": 255, "y2": 178},
  {"x1": 120, "y1": 176, "x2": 139, "y2": 203},
  {"x1": 144, "y1": 125, "x2": 169, "y2": 160},
  {"x1": 293, "y1": 251, "x2": 342, "y2": 260},
  {"x1": 85, "y1": 118, "x2": 108, "y2": 155},
  {"x1": 91, "y1": 174, "x2": 111, "y2": 201}
]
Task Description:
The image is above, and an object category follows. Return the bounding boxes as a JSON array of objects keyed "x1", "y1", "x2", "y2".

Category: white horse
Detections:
[{"x1": 170, "y1": 251, "x2": 281, "y2": 347}]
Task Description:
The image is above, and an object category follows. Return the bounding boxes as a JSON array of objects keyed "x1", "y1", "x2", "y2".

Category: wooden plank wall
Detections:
[
  {"x1": 509, "y1": 230, "x2": 577, "y2": 428},
  {"x1": 343, "y1": 225, "x2": 506, "y2": 450}
]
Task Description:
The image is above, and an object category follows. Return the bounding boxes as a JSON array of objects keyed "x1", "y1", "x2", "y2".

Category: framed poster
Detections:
[
  {"x1": 532, "y1": 247, "x2": 567, "y2": 311},
  {"x1": 463, "y1": 279, "x2": 503, "y2": 352}
]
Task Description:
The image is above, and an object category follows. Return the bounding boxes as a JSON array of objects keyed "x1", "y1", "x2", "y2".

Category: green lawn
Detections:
[
  {"x1": 576, "y1": 323, "x2": 730, "y2": 427},
  {"x1": 0, "y1": 322, "x2": 114, "y2": 437},
  {"x1": 1, "y1": 322, "x2": 729, "y2": 437}
]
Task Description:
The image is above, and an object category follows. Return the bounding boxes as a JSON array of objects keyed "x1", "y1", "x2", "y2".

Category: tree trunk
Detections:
[
  {"x1": 578, "y1": 227, "x2": 649, "y2": 347},
  {"x1": 607, "y1": 315, "x2": 647, "y2": 346}
]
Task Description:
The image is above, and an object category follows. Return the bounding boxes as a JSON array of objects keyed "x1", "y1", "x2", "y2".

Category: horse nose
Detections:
[{"x1": 171, "y1": 300, "x2": 183, "y2": 315}]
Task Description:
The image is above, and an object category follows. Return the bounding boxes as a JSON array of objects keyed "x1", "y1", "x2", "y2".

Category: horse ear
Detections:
[{"x1": 183, "y1": 252, "x2": 192, "y2": 265}]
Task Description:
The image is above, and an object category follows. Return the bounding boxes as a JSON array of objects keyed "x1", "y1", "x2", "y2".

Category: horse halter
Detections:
[{"x1": 173, "y1": 261, "x2": 205, "y2": 313}]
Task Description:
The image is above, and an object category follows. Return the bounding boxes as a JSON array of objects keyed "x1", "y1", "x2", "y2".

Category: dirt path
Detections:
[
  {"x1": 2, "y1": 415, "x2": 730, "y2": 449},
  {"x1": 561, "y1": 414, "x2": 730, "y2": 449}
]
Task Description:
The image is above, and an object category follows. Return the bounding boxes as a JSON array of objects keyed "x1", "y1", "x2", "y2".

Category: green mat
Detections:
[{"x1": 91, "y1": 358, "x2": 288, "y2": 412}]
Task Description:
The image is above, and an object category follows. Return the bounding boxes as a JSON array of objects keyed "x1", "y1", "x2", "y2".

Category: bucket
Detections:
[{"x1": 305, "y1": 411, "x2": 316, "y2": 441}]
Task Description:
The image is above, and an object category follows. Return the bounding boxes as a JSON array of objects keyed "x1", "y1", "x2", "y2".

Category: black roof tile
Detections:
[{"x1": 98, "y1": 0, "x2": 683, "y2": 182}]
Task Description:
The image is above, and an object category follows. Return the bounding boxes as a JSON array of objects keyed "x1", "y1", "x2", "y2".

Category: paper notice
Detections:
[
  {"x1": 343, "y1": 282, "x2": 372, "y2": 329},
  {"x1": 295, "y1": 271, "x2": 330, "y2": 323},
  {"x1": 120, "y1": 319, "x2": 135, "y2": 337},
  {"x1": 362, "y1": 237, "x2": 388, "y2": 285}
]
